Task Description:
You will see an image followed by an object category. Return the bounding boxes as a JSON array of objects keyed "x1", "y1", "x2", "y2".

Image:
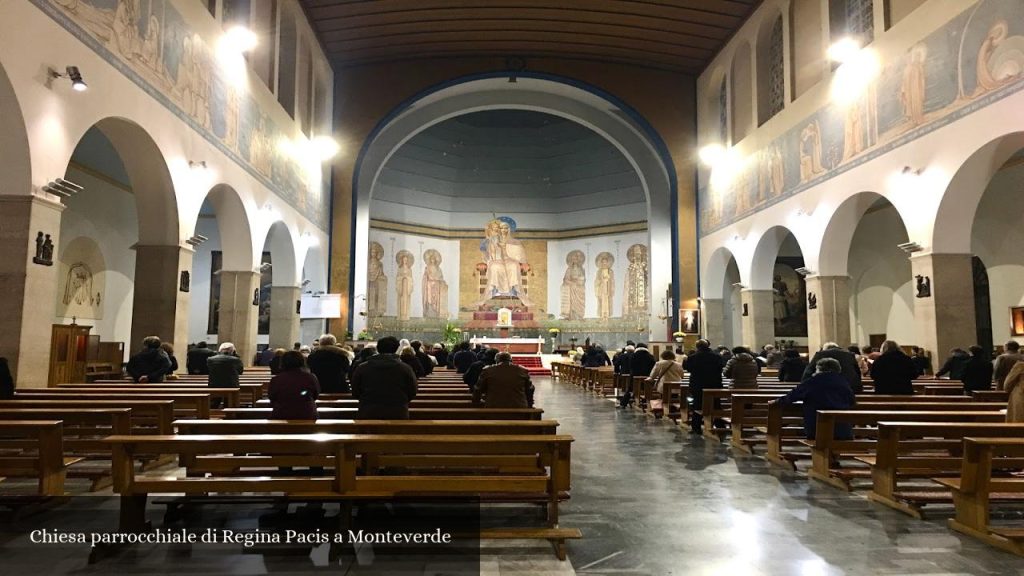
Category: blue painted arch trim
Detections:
[{"x1": 346, "y1": 70, "x2": 681, "y2": 333}]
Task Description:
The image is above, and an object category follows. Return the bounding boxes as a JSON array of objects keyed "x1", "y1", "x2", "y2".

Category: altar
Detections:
[{"x1": 469, "y1": 337, "x2": 545, "y2": 354}]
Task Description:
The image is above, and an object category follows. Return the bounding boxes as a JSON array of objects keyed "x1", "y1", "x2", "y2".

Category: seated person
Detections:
[
  {"x1": 268, "y1": 351, "x2": 320, "y2": 420},
  {"x1": 207, "y1": 342, "x2": 244, "y2": 388},
  {"x1": 126, "y1": 336, "x2": 172, "y2": 383},
  {"x1": 472, "y1": 352, "x2": 534, "y2": 408},
  {"x1": 777, "y1": 349, "x2": 807, "y2": 383},
  {"x1": 773, "y1": 358, "x2": 855, "y2": 440},
  {"x1": 464, "y1": 348, "x2": 498, "y2": 392},
  {"x1": 351, "y1": 336, "x2": 418, "y2": 419}
]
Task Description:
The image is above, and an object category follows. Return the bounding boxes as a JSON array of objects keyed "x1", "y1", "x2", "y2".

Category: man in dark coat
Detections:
[
  {"x1": 410, "y1": 340, "x2": 434, "y2": 376},
  {"x1": 0, "y1": 357, "x2": 14, "y2": 399},
  {"x1": 351, "y1": 336, "x2": 418, "y2": 419},
  {"x1": 909, "y1": 346, "x2": 933, "y2": 377},
  {"x1": 464, "y1": 348, "x2": 498, "y2": 392},
  {"x1": 870, "y1": 341, "x2": 918, "y2": 395},
  {"x1": 452, "y1": 342, "x2": 477, "y2": 374},
  {"x1": 936, "y1": 348, "x2": 970, "y2": 380},
  {"x1": 619, "y1": 343, "x2": 656, "y2": 408},
  {"x1": 613, "y1": 341, "x2": 635, "y2": 374},
  {"x1": 207, "y1": 342, "x2": 244, "y2": 388},
  {"x1": 472, "y1": 353, "x2": 535, "y2": 408},
  {"x1": 961, "y1": 345, "x2": 995, "y2": 394},
  {"x1": 127, "y1": 336, "x2": 172, "y2": 384},
  {"x1": 775, "y1": 358, "x2": 855, "y2": 440},
  {"x1": 801, "y1": 342, "x2": 862, "y2": 393},
  {"x1": 683, "y1": 340, "x2": 726, "y2": 433},
  {"x1": 431, "y1": 344, "x2": 449, "y2": 369},
  {"x1": 582, "y1": 345, "x2": 611, "y2": 367},
  {"x1": 186, "y1": 342, "x2": 217, "y2": 375},
  {"x1": 306, "y1": 334, "x2": 351, "y2": 393}
]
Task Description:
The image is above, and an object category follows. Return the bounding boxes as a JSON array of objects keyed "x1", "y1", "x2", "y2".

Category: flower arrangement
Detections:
[
  {"x1": 548, "y1": 328, "x2": 561, "y2": 335},
  {"x1": 442, "y1": 322, "x2": 463, "y2": 349},
  {"x1": 672, "y1": 331, "x2": 685, "y2": 338},
  {"x1": 356, "y1": 330, "x2": 371, "y2": 341}
]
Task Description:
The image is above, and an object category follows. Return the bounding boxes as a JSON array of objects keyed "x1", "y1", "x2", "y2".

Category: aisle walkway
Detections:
[{"x1": 536, "y1": 377, "x2": 1024, "y2": 575}]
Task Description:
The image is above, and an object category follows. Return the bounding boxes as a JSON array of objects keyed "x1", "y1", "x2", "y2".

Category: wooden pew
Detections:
[
  {"x1": 0, "y1": 408, "x2": 131, "y2": 491},
  {"x1": 319, "y1": 392, "x2": 471, "y2": 401},
  {"x1": 941, "y1": 437, "x2": 1024, "y2": 556},
  {"x1": 868, "y1": 422, "x2": 1024, "y2": 517},
  {"x1": 24, "y1": 387, "x2": 233, "y2": 411},
  {"x1": 62, "y1": 382, "x2": 262, "y2": 406},
  {"x1": 223, "y1": 407, "x2": 544, "y2": 420},
  {"x1": 107, "y1": 434, "x2": 580, "y2": 559},
  {"x1": 0, "y1": 400, "x2": 174, "y2": 435},
  {"x1": 0, "y1": 421, "x2": 68, "y2": 496},
  {"x1": 254, "y1": 399, "x2": 482, "y2": 409},
  {"x1": 808, "y1": 410, "x2": 1007, "y2": 490},
  {"x1": 12, "y1": 392, "x2": 211, "y2": 419}
]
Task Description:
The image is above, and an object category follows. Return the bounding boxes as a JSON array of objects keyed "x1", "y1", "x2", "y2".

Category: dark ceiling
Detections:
[{"x1": 299, "y1": 0, "x2": 762, "y2": 74}]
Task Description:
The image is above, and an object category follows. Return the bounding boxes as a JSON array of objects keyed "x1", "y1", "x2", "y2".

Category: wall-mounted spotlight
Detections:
[
  {"x1": 794, "y1": 267, "x2": 815, "y2": 277},
  {"x1": 43, "y1": 177, "x2": 83, "y2": 198},
  {"x1": 901, "y1": 165, "x2": 922, "y2": 176},
  {"x1": 897, "y1": 241, "x2": 923, "y2": 254},
  {"x1": 224, "y1": 25, "x2": 258, "y2": 53},
  {"x1": 827, "y1": 37, "x2": 862, "y2": 64},
  {"x1": 505, "y1": 56, "x2": 526, "y2": 83},
  {"x1": 698, "y1": 144, "x2": 726, "y2": 166},
  {"x1": 188, "y1": 160, "x2": 207, "y2": 170},
  {"x1": 50, "y1": 66, "x2": 87, "y2": 92},
  {"x1": 731, "y1": 282, "x2": 747, "y2": 289},
  {"x1": 185, "y1": 234, "x2": 209, "y2": 247}
]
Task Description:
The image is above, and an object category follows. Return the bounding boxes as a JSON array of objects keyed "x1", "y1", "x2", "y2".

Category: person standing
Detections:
[
  {"x1": 620, "y1": 344, "x2": 656, "y2": 408},
  {"x1": 464, "y1": 348, "x2": 498, "y2": 391},
  {"x1": 802, "y1": 342, "x2": 862, "y2": 393},
  {"x1": 724, "y1": 347, "x2": 760, "y2": 389},
  {"x1": 994, "y1": 341, "x2": 1023, "y2": 390},
  {"x1": 186, "y1": 342, "x2": 216, "y2": 375},
  {"x1": 351, "y1": 336, "x2": 418, "y2": 419},
  {"x1": 774, "y1": 358, "x2": 856, "y2": 440},
  {"x1": 452, "y1": 342, "x2": 477, "y2": 374},
  {"x1": 268, "y1": 351, "x2": 320, "y2": 420},
  {"x1": 647, "y1": 350, "x2": 685, "y2": 395},
  {"x1": 207, "y1": 342, "x2": 243, "y2": 388},
  {"x1": 909, "y1": 346, "x2": 933, "y2": 377},
  {"x1": 936, "y1": 348, "x2": 970, "y2": 380},
  {"x1": 307, "y1": 334, "x2": 350, "y2": 393},
  {"x1": 472, "y1": 353, "x2": 534, "y2": 408},
  {"x1": 777, "y1": 349, "x2": 807, "y2": 383},
  {"x1": 870, "y1": 341, "x2": 917, "y2": 395},
  {"x1": 961, "y1": 345, "x2": 995, "y2": 394},
  {"x1": 1003, "y1": 360, "x2": 1024, "y2": 422},
  {"x1": 683, "y1": 340, "x2": 725, "y2": 434},
  {"x1": 127, "y1": 336, "x2": 172, "y2": 384}
]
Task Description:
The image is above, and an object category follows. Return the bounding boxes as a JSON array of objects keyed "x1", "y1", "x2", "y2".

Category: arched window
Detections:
[
  {"x1": 718, "y1": 79, "x2": 728, "y2": 143},
  {"x1": 766, "y1": 15, "x2": 785, "y2": 120}
]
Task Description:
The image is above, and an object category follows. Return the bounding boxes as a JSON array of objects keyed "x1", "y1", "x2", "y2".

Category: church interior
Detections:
[{"x1": 2, "y1": 0, "x2": 1024, "y2": 573}]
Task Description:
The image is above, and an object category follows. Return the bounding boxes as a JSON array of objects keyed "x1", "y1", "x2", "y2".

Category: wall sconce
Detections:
[
  {"x1": 43, "y1": 178, "x2": 83, "y2": 198},
  {"x1": 49, "y1": 66, "x2": 87, "y2": 91},
  {"x1": 901, "y1": 166, "x2": 922, "y2": 176},
  {"x1": 732, "y1": 282, "x2": 747, "y2": 289},
  {"x1": 897, "y1": 241, "x2": 923, "y2": 254},
  {"x1": 188, "y1": 160, "x2": 207, "y2": 170}
]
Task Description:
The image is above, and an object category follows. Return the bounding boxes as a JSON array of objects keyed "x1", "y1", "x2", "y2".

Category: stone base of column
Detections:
[
  {"x1": 702, "y1": 298, "x2": 724, "y2": 345},
  {"x1": 0, "y1": 195, "x2": 64, "y2": 388},
  {"x1": 131, "y1": 245, "x2": 193, "y2": 355},
  {"x1": 218, "y1": 270, "x2": 260, "y2": 366},
  {"x1": 741, "y1": 289, "x2": 774, "y2": 350},
  {"x1": 911, "y1": 253, "x2": 977, "y2": 358},
  {"x1": 806, "y1": 275, "x2": 852, "y2": 351},
  {"x1": 269, "y1": 285, "x2": 301, "y2": 350}
]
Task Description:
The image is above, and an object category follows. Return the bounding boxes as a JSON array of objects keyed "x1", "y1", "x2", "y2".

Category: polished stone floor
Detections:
[{"x1": 537, "y1": 377, "x2": 1024, "y2": 575}]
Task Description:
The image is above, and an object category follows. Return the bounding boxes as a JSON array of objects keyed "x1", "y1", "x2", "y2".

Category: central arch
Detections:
[{"x1": 349, "y1": 73, "x2": 678, "y2": 337}]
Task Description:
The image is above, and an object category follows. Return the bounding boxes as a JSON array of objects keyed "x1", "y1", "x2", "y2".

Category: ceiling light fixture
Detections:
[
  {"x1": 827, "y1": 37, "x2": 861, "y2": 64},
  {"x1": 189, "y1": 160, "x2": 207, "y2": 170},
  {"x1": 224, "y1": 25, "x2": 258, "y2": 52}
]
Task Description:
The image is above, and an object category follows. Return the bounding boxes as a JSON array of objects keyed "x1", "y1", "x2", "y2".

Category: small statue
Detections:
[
  {"x1": 179, "y1": 270, "x2": 191, "y2": 293},
  {"x1": 296, "y1": 299, "x2": 302, "y2": 315},
  {"x1": 34, "y1": 231, "x2": 44, "y2": 259},
  {"x1": 252, "y1": 288, "x2": 260, "y2": 306},
  {"x1": 32, "y1": 231, "x2": 53, "y2": 266},
  {"x1": 41, "y1": 234, "x2": 54, "y2": 263},
  {"x1": 808, "y1": 292, "x2": 818, "y2": 310},
  {"x1": 742, "y1": 303, "x2": 749, "y2": 317},
  {"x1": 915, "y1": 275, "x2": 931, "y2": 298}
]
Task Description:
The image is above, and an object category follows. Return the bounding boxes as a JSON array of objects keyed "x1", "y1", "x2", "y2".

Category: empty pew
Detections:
[
  {"x1": 107, "y1": 434, "x2": 579, "y2": 558},
  {"x1": 63, "y1": 382, "x2": 262, "y2": 406},
  {"x1": 868, "y1": 421, "x2": 1024, "y2": 517},
  {"x1": 941, "y1": 437, "x2": 1024, "y2": 556},
  {"x1": 12, "y1": 392, "x2": 211, "y2": 419},
  {"x1": 0, "y1": 421, "x2": 68, "y2": 496},
  {"x1": 0, "y1": 400, "x2": 174, "y2": 435}
]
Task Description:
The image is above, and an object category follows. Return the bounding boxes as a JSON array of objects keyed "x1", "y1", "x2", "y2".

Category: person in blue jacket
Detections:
[{"x1": 774, "y1": 357, "x2": 855, "y2": 440}]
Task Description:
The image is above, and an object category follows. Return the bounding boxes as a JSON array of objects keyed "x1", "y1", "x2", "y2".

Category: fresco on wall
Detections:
[
  {"x1": 35, "y1": 0, "x2": 327, "y2": 229},
  {"x1": 773, "y1": 257, "x2": 807, "y2": 338},
  {"x1": 57, "y1": 236, "x2": 106, "y2": 321},
  {"x1": 700, "y1": 0, "x2": 1024, "y2": 235}
]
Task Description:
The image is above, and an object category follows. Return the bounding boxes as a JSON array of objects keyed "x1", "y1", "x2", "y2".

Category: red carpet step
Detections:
[{"x1": 512, "y1": 355, "x2": 551, "y2": 376}]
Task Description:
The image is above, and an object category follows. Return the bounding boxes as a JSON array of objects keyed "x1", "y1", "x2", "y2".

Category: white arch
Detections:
[
  {"x1": 262, "y1": 221, "x2": 299, "y2": 287},
  {"x1": 351, "y1": 76, "x2": 675, "y2": 336},
  {"x1": 701, "y1": 246, "x2": 741, "y2": 300},
  {"x1": 933, "y1": 131, "x2": 1024, "y2": 253},
  {"x1": 198, "y1": 184, "x2": 255, "y2": 272},
  {"x1": 818, "y1": 191, "x2": 910, "y2": 277},
  {"x1": 749, "y1": 225, "x2": 808, "y2": 290},
  {"x1": 0, "y1": 58, "x2": 30, "y2": 196}
]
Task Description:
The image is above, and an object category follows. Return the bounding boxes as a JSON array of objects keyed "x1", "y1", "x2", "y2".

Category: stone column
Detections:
[
  {"x1": 0, "y1": 195, "x2": 64, "y2": 388},
  {"x1": 702, "y1": 298, "x2": 725, "y2": 345},
  {"x1": 269, "y1": 285, "x2": 301, "y2": 350},
  {"x1": 910, "y1": 253, "x2": 977, "y2": 359},
  {"x1": 130, "y1": 245, "x2": 193, "y2": 355},
  {"x1": 741, "y1": 289, "x2": 774, "y2": 350},
  {"x1": 805, "y1": 275, "x2": 852, "y2": 350},
  {"x1": 218, "y1": 270, "x2": 260, "y2": 366}
]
